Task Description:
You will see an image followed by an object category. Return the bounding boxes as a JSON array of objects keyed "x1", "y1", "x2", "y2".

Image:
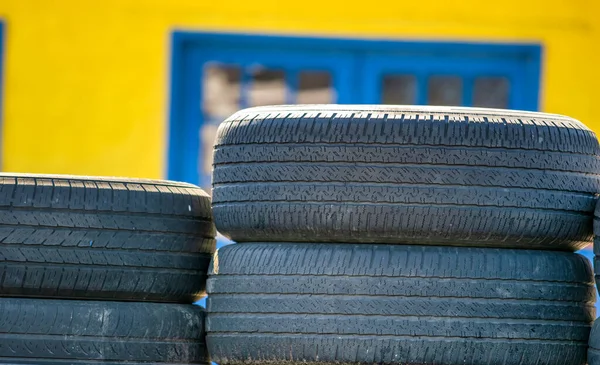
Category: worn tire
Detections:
[
  {"x1": 593, "y1": 200, "x2": 600, "y2": 294},
  {"x1": 206, "y1": 243, "x2": 596, "y2": 365},
  {"x1": 212, "y1": 105, "x2": 600, "y2": 250},
  {"x1": 0, "y1": 173, "x2": 216, "y2": 302},
  {"x1": 589, "y1": 320, "x2": 600, "y2": 364},
  {"x1": 0, "y1": 298, "x2": 209, "y2": 364}
]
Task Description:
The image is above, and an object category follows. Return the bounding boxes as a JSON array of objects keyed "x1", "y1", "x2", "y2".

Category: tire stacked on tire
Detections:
[
  {"x1": 208, "y1": 105, "x2": 600, "y2": 365},
  {"x1": 0, "y1": 174, "x2": 215, "y2": 364}
]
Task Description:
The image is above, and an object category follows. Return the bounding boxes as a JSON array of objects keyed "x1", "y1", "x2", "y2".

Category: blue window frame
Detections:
[{"x1": 168, "y1": 31, "x2": 542, "y2": 188}]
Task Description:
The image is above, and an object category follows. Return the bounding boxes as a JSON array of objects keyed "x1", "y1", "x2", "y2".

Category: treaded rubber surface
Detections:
[
  {"x1": 594, "y1": 200, "x2": 600, "y2": 295},
  {"x1": 0, "y1": 173, "x2": 216, "y2": 302},
  {"x1": 589, "y1": 320, "x2": 600, "y2": 365},
  {"x1": 0, "y1": 298, "x2": 209, "y2": 364},
  {"x1": 206, "y1": 243, "x2": 596, "y2": 365},
  {"x1": 212, "y1": 105, "x2": 600, "y2": 250}
]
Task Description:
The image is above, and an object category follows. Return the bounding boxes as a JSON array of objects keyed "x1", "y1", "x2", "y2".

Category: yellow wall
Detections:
[{"x1": 0, "y1": 0, "x2": 598, "y2": 179}]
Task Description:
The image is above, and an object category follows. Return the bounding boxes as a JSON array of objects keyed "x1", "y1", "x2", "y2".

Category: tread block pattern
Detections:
[
  {"x1": 215, "y1": 106, "x2": 599, "y2": 153},
  {"x1": 207, "y1": 243, "x2": 596, "y2": 365},
  {"x1": 212, "y1": 106, "x2": 600, "y2": 250},
  {"x1": 0, "y1": 174, "x2": 216, "y2": 302},
  {"x1": 593, "y1": 200, "x2": 600, "y2": 295},
  {"x1": 213, "y1": 144, "x2": 600, "y2": 173},
  {"x1": 590, "y1": 320, "x2": 600, "y2": 365},
  {"x1": 0, "y1": 298, "x2": 209, "y2": 364}
]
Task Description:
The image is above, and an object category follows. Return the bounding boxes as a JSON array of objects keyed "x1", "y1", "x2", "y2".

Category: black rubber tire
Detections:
[
  {"x1": 593, "y1": 200, "x2": 600, "y2": 294},
  {"x1": 206, "y1": 243, "x2": 596, "y2": 365},
  {"x1": 212, "y1": 105, "x2": 600, "y2": 250},
  {"x1": 0, "y1": 297, "x2": 209, "y2": 364},
  {"x1": 589, "y1": 320, "x2": 600, "y2": 364},
  {"x1": 0, "y1": 173, "x2": 216, "y2": 302}
]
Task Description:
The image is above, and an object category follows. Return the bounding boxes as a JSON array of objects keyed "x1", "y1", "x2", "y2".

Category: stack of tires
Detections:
[
  {"x1": 207, "y1": 105, "x2": 600, "y2": 365},
  {"x1": 0, "y1": 174, "x2": 214, "y2": 364}
]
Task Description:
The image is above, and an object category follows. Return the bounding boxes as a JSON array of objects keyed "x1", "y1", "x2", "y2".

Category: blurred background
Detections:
[{"x1": 0, "y1": 2, "x2": 598, "y2": 263}]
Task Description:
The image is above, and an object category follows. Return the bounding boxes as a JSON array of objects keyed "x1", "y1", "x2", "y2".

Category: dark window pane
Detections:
[
  {"x1": 249, "y1": 68, "x2": 286, "y2": 106},
  {"x1": 428, "y1": 76, "x2": 462, "y2": 106},
  {"x1": 382, "y1": 75, "x2": 416, "y2": 105},
  {"x1": 297, "y1": 71, "x2": 334, "y2": 104},
  {"x1": 473, "y1": 77, "x2": 510, "y2": 109}
]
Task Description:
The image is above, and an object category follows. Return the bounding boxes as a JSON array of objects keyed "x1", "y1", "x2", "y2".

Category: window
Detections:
[{"x1": 169, "y1": 32, "x2": 541, "y2": 188}]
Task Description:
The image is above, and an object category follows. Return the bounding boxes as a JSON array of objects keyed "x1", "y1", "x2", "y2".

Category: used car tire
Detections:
[
  {"x1": 212, "y1": 105, "x2": 600, "y2": 250},
  {"x1": 0, "y1": 173, "x2": 216, "y2": 302},
  {"x1": 594, "y1": 200, "x2": 600, "y2": 294},
  {"x1": 206, "y1": 243, "x2": 596, "y2": 365},
  {"x1": 589, "y1": 320, "x2": 600, "y2": 364},
  {"x1": 0, "y1": 298, "x2": 209, "y2": 364}
]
